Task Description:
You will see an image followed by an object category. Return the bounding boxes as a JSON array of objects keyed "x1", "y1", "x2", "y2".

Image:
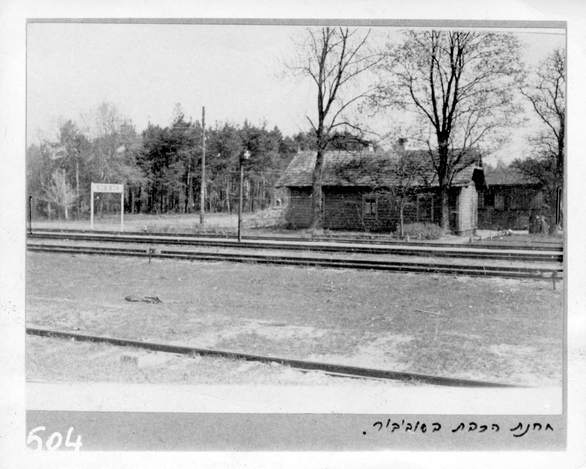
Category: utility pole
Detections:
[
  {"x1": 238, "y1": 150, "x2": 250, "y2": 242},
  {"x1": 200, "y1": 106, "x2": 206, "y2": 225}
]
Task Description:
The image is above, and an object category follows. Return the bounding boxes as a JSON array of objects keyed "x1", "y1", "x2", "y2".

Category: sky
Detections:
[{"x1": 26, "y1": 22, "x2": 566, "y2": 164}]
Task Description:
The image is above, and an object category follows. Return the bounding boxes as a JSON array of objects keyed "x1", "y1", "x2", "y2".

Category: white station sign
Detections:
[
  {"x1": 90, "y1": 182, "x2": 125, "y2": 230},
  {"x1": 91, "y1": 183, "x2": 124, "y2": 193}
]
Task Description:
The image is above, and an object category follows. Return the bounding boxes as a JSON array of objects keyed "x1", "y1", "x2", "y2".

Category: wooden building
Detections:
[
  {"x1": 478, "y1": 168, "x2": 543, "y2": 230},
  {"x1": 276, "y1": 149, "x2": 485, "y2": 236}
]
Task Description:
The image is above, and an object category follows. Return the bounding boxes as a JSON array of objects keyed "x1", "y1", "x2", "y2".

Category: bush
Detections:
[
  {"x1": 400, "y1": 222, "x2": 443, "y2": 240},
  {"x1": 245, "y1": 206, "x2": 289, "y2": 229}
]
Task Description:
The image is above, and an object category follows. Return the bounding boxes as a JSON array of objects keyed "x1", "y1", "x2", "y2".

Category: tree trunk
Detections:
[
  {"x1": 75, "y1": 158, "x2": 80, "y2": 218},
  {"x1": 309, "y1": 148, "x2": 325, "y2": 232},
  {"x1": 399, "y1": 198, "x2": 405, "y2": 238},
  {"x1": 440, "y1": 186, "x2": 450, "y2": 234},
  {"x1": 547, "y1": 182, "x2": 561, "y2": 235},
  {"x1": 437, "y1": 137, "x2": 451, "y2": 234},
  {"x1": 226, "y1": 176, "x2": 231, "y2": 213}
]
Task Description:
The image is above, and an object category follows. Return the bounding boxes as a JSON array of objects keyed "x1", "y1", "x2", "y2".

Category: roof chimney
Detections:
[
  {"x1": 476, "y1": 147, "x2": 482, "y2": 167},
  {"x1": 395, "y1": 138, "x2": 407, "y2": 151}
]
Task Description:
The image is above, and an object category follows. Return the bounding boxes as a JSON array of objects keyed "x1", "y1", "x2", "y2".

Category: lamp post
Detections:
[
  {"x1": 200, "y1": 106, "x2": 206, "y2": 225},
  {"x1": 238, "y1": 150, "x2": 250, "y2": 242},
  {"x1": 28, "y1": 196, "x2": 32, "y2": 234}
]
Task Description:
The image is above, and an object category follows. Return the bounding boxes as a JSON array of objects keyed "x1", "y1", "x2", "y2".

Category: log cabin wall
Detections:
[
  {"x1": 285, "y1": 186, "x2": 445, "y2": 232},
  {"x1": 477, "y1": 185, "x2": 543, "y2": 230}
]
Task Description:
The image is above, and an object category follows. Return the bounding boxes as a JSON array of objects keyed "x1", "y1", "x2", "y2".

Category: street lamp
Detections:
[
  {"x1": 238, "y1": 150, "x2": 250, "y2": 242},
  {"x1": 200, "y1": 106, "x2": 206, "y2": 226},
  {"x1": 28, "y1": 196, "x2": 33, "y2": 234}
]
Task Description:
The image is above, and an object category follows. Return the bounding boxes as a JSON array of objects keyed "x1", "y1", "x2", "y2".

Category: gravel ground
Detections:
[
  {"x1": 26, "y1": 251, "x2": 563, "y2": 387},
  {"x1": 26, "y1": 335, "x2": 416, "y2": 387}
]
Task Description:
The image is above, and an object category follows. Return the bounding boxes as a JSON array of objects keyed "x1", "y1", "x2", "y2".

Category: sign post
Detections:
[{"x1": 90, "y1": 183, "x2": 125, "y2": 231}]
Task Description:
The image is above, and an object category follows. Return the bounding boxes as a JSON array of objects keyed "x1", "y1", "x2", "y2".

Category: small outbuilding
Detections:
[
  {"x1": 276, "y1": 149, "x2": 485, "y2": 236},
  {"x1": 477, "y1": 167, "x2": 544, "y2": 230}
]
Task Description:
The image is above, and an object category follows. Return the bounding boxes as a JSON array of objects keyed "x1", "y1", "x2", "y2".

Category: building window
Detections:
[
  {"x1": 529, "y1": 191, "x2": 543, "y2": 210},
  {"x1": 363, "y1": 194, "x2": 377, "y2": 217},
  {"x1": 416, "y1": 193, "x2": 434, "y2": 221},
  {"x1": 509, "y1": 189, "x2": 532, "y2": 210},
  {"x1": 494, "y1": 193, "x2": 505, "y2": 211},
  {"x1": 484, "y1": 190, "x2": 495, "y2": 207},
  {"x1": 478, "y1": 190, "x2": 485, "y2": 209}
]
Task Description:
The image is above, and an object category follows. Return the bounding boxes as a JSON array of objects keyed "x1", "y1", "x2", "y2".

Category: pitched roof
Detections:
[
  {"x1": 484, "y1": 167, "x2": 541, "y2": 186},
  {"x1": 276, "y1": 149, "x2": 482, "y2": 188}
]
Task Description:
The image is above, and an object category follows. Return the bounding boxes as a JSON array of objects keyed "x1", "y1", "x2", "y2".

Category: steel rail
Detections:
[
  {"x1": 29, "y1": 228, "x2": 564, "y2": 252},
  {"x1": 26, "y1": 327, "x2": 522, "y2": 388},
  {"x1": 28, "y1": 231, "x2": 563, "y2": 262},
  {"x1": 27, "y1": 242, "x2": 563, "y2": 280}
]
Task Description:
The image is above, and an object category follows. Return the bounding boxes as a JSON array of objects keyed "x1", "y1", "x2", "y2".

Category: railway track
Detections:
[
  {"x1": 27, "y1": 232, "x2": 560, "y2": 387},
  {"x1": 27, "y1": 241, "x2": 562, "y2": 280},
  {"x1": 27, "y1": 327, "x2": 521, "y2": 388},
  {"x1": 28, "y1": 230, "x2": 563, "y2": 263},
  {"x1": 30, "y1": 227, "x2": 564, "y2": 250}
]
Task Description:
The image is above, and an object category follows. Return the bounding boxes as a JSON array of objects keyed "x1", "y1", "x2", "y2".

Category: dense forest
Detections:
[{"x1": 27, "y1": 103, "x2": 361, "y2": 220}]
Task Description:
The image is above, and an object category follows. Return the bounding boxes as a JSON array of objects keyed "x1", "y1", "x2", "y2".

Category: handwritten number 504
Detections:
[{"x1": 27, "y1": 426, "x2": 83, "y2": 451}]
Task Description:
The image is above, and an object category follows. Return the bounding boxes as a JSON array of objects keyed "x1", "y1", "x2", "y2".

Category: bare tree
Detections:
[
  {"x1": 387, "y1": 150, "x2": 431, "y2": 237},
  {"x1": 289, "y1": 27, "x2": 381, "y2": 232},
  {"x1": 41, "y1": 170, "x2": 78, "y2": 220},
  {"x1": 334, "y1": 148, "x2": 430, "y2": 236},
  {"x1": 373, "y1": 30, "x2": 524, "y2": 233},
  {"x1": 512, "y1": 48, "x2": 565, "y2": 230},
  {"x1": 49, "y1": 120, "x2": 90, "y2": 216}
]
